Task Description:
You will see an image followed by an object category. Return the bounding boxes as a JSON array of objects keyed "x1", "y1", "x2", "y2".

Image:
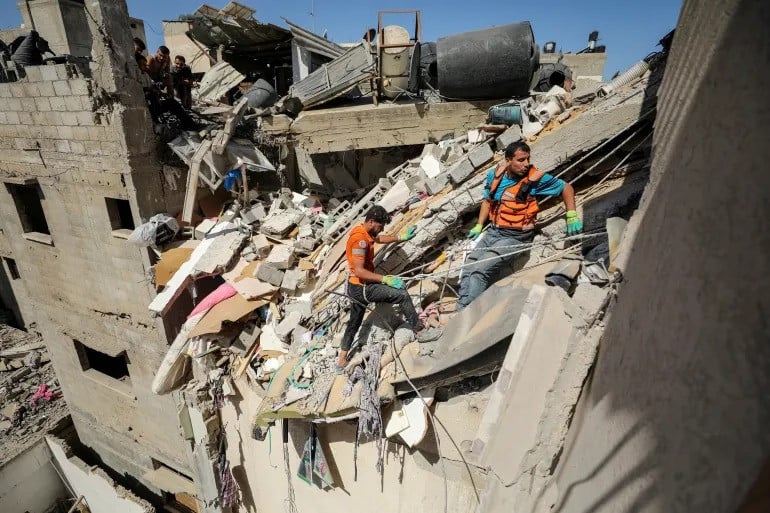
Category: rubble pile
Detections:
[
  {"x1": 148, "y1": 65, "x2": 660, "y2": 431},
  {"x1": 0, "y1": 324, "x2": 68, "y2": 464}
]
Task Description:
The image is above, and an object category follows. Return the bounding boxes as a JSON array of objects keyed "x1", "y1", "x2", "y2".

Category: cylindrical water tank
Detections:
[
  {"x1": 437, "y1": 22, "x2": 539, "y2": 100},
  {"x1": 380, "y1": 25, "x2": 411, "y2": 98}
]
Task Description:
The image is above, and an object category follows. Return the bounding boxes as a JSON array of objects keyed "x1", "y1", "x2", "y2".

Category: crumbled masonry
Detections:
[{"x1": 0, "y1": 2, "x2": 671, "y2": 511}]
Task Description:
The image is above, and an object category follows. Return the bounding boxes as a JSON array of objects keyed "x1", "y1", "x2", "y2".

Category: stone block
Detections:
[
  {"x1": 64, "y1": 96, "x2": 81, "y2": 111},
  {"x1": 378, "y1": 179, "x2": 412, "y2": 213},
  {"x1": 240, "y1": 203, "x2": 266, "y2": 225},
  {"x1": 280, "y1": 268, "x2": 308, "y2": 292},
  {"x1": 60, "y1": 112, "x2": 78, "y2": 126},
  {"x1": 284, "y1": 299, "x2": 312, "y2": 320},
  {"x1": 69, "y1": 79, "x2": 90, "y2": 96},
  {"x1": 265, "y1": 244, "x2": 295, "y2": 270},
  {"x1": 495, "y1": 125, "x2": 523, "y2": 151},
  {"x1": 53, "y1": 80, "x2": 71, "y2": 96},
  {"x1": 24, "y1": 66, "x2": 43, "y2": 82},
  {"x1": 37, "y1": 81, "x2": 54, "y2": 97},
  {"x1": 425, "y1": 173, "x2": 451, "y2": 195},
  {"x1": 275, "y1": 311, "x2": 302, "y2": 341},
  {"x1": 260, "y1": 210, "x2": 298, "y2": 236},
  {"x1": 419, "y1": 154, "x2": 443, "y2": 179},
  {"x1": 49, "y1": 96, "x2": 66, "y2": 111},
  {"x1": 34, "y1": 97, "x2": 51, "y2": 112},
  {"x1": 55, "y1": 65, "x2": 70, "y2": 80},
  {"x1": 251, "y1": 234, "x2": 271, "y2": 258},
  {"x1": 40, "y1": 65, "x2": 58, "y2": 82},
  {"x1": 256, "y1": 263, "x2": 285, "y2": 287},
  {"x1": 467, "y1": 142, "x2": 495, "y2": 169},
  {"x1": 448, "y1": 157, "x2": 476, "y2": 186},
  {"x1": 195, "y1": 219, "x2": 217, "y2": 240},
  {"x1": 76, "y1": 112, "x2": 94, "y2": 126}
]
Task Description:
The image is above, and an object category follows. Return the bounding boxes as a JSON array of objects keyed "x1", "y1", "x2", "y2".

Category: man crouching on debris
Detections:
[
  {"x1": 457, "y1": 141, "x2": 582, "y2": 310},
  {"x1": 337, "y1": 205, "x2": 438, "y2": 372}
]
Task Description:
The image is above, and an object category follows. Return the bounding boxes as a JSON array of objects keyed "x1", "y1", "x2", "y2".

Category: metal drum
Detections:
[{"x1": 437, "y1": 22, "x2": 539, "y2": 100}]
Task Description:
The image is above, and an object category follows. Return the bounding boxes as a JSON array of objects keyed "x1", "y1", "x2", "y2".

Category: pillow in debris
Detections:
[{"x1": 128, "y1": 213, "x2": 180, "y2": 247}]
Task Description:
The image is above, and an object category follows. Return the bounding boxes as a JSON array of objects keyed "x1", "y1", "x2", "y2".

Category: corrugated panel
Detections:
[
  {"x1": 283, "y1": 18, "x2": 344, "y2": 59},
  {"x1": 185, "y1": 14, "x2": 291, "y2": 49},
  {"x1": 221, "y1": 1, "x2": 256, "y2": 19},
  {"x1": 288, "y1": 42, "x2": 374, "y2": 109},
  {"x1": 197, "y1": 61, "x2": 245, "y2": 101}
]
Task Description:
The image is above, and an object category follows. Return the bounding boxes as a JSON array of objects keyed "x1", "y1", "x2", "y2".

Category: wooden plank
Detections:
[{"x1": 181, "y1": 139, "x2": 212, "y2": 224}]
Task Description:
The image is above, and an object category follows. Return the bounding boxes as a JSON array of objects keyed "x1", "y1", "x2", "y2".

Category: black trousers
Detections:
[{"x1": 341, "y1": 282, "x2": 420, "y2": 350}]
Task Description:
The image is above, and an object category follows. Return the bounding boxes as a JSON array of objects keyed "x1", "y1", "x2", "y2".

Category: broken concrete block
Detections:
[
  {"x1": 468, "y1": 129, "x2": 485, "y2": 144},
  {"x1": 378, "y1": 179, "x2": 412, "y2": 213},
  {"x1": 240, "y1": 203, "x2": 266, "y2": 225},
  {"x1": 265, "y1": 244, "x2": 295, "y2": 270},
  {"x1": 448, "y1": 157, "x2": 476, "y2": 186},
  {"x1": 195, "y1": 218, "x2": 217, "y2": 240},
  {"x1": 256, "y1": 263, "x2": 285, "y2": 287},
  {"x1": 420, "y1": 143, "x2": 437, "y2": 159},
  {"x1": 261, "y1": 211, "x2": 298, "y2": 236},
  {"x1": 294, "y1": 237, "x2": 316, "y2": 253},
  {"x1": 285, "y1": 299, "x2": 312, "y2": 320},
  {"x1": 467, "y1": 142, "x2": 495, "y2": 169},
  {"x1": 442, "y1": 142, "x2": 466, "y2": 165},
  {"x1": 251, "y1": 234, "x2": 271, "y2": 258},
  {"x1": 425, "y1": 173, "x2": 451, "y2": 195},
  {"x1": 419, "y1": 154, "x2": 443, "y2": 179},
  {"x1": 298, "y1": 224, "x2": 314, "y2": 239},
  {"x1": 281, "y1": 269, "x2": 308, "y2": 292},
  {"x1": 275, "y1": 310, "x2": 302, "y2": 341},
  {"x1": 495, "y1": 125, "x2": 523, "y2": 151}
]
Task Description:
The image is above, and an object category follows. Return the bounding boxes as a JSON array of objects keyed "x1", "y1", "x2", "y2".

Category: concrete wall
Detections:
[
  {"x1": 540, "y1": 1, "x2": 770, "y2": 512},
  {"x1": 163, "y1": 21, "x2": 213, "y2": 74},
  {"x1": 47, "y1": 436, "x2": 153, "y2": 513},
  {"x1": 221, "y1": 378, "x2": 488, "y2": 513},
  {"x1": 18, "y1": 0, "x2": 92, "y2": 57},
  {"x1": 540, "y1": 52, "x2": 607, "y2": 91},
  {"x1": 0, "y1": 0, "x2": 191, "y2": 494},
  {"x1": 0, "y1": 439, "x2": 67, "y2": 513}
]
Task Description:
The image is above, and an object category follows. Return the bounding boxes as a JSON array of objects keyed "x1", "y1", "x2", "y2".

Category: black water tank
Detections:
[{"x1": 437, "y1": 22, "x2": 539, "y2": 100}]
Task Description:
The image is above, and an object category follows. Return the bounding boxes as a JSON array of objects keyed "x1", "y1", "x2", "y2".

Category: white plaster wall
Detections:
[
  {"x1": 45, "y1": 437, "x2": 153, "y2": 513},
  {"x1": 0, "y1": 439, "x2": 66, "y2": 513},
  {"x1": 221, "y1": 380, "x2": 488, "y2": 513}
]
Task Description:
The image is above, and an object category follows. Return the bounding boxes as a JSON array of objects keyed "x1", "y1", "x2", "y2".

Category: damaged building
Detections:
[{"x1": 0, "y1": 1, "x2": 768, "y2": 513}]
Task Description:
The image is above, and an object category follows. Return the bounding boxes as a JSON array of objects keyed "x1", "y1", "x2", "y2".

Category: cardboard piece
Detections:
[
  {"x1": 188, "y1": 293, "x2": 266, "y2": 338},
  {"x1": 155, "y1": 247, "x2": 195, "y2": 288}
]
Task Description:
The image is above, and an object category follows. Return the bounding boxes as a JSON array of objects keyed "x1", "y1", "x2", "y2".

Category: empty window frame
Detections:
[
  {"x1": 6, "y1": 183, "x2": 50, "y2": 235},
  {"x1": 3, "y1": 257, "x2": 20, "y2": 280},
  {"x1": 74, "y1": 340, "x2": 131, "y2": 384},
  {"x1": 105, "y1": 197, "x2": 135, "y2": 231}
]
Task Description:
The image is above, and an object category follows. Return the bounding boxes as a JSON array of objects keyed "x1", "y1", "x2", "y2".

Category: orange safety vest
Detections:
[{"x1": 489, "y1": 165, "x2": 545, "y2": 231}]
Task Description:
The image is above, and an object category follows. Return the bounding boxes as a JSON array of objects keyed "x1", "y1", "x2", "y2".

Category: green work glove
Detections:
[
  {"x1": 565, "y1": 210, "x2": 583, "y2": 235},
  {"x1": 398, "y1": 225, "x2": 417, "y2": 241},
  {"x1": 468, "y1": 223, "x2": 483, "y2": 239},
  {"x1": 382, "y1": 275, "x2": 405, "y2": 289}
]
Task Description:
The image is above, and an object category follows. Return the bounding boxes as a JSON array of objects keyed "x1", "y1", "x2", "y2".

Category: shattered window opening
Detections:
[
  {"x1": 105, "y1": 197, "x2": 136, "y2": 231},
  {"x1": 6, "y1": 182, "x2": 51, "y2": 236},
  {"x1": 3, "y1": 257, "x2": 20, "y2": 280},
  {"x1": 74, "y1": 340, "x2": 132, "y2": 384}
]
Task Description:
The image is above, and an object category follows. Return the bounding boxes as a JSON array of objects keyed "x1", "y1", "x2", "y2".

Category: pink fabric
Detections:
[
  {"x1": 30, "y1": 384, "x2": 58, "y2": 405},
  {"x1": 188, "y1": 283, "x2": 237, "y2": 318}
]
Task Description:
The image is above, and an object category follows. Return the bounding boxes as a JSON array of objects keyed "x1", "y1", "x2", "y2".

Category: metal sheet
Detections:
[
  {"x1": 197, "y1": 61, "x2": 245, "y2": 102},
  {"x1": 284, "y1": 18, "x2": 345, "y2": 60},
  {"x1": 288, "y1": 42, "x2": 374, "y2": 109}
]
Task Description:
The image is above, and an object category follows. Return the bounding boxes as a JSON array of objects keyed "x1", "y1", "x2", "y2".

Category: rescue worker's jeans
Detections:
[
  {"x1": 457, "y1": 226, "x2": 535, "y2": 310},
  {"x1": 341, "y1": 282, "x2": 420, "y2": 351}
]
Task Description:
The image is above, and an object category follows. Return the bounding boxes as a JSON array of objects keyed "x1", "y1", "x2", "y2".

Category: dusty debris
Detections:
[{"x1": 0, "y1": 324, "x2": 68, "y2": 465}]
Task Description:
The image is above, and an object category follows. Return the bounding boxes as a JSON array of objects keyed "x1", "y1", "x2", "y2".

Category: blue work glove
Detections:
[
  {"x1": 398, "y1": 225, "x2": 417, "y2": 241},
  {"x1": 382, "y1": 275, "x2": 405, "y2": 289},
  {"x1": 467, "y1": 223, "x2": 483, "y2": 239},
  {"x1": 565, "y1": 210, "x2": 583, "y2": 235}
]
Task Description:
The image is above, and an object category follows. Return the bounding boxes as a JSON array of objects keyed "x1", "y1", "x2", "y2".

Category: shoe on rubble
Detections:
[{"x1": 416, "y1": 327, "x2": 442, "y2": 343}]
